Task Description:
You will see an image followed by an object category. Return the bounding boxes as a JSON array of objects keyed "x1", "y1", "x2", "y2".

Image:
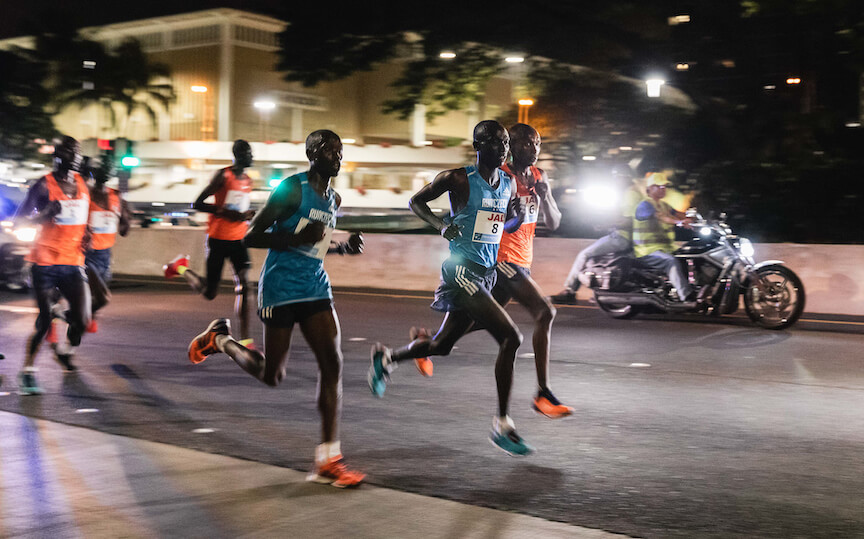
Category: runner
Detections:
[
  {"x1": 14, "y1": 136, "x2": 91, "y2": 394},
  {"x1": 186, "y1": 130, "x2": 366, "y2": 487},
  {"x1": 164, "y1": 139, "x2": 256, "y2": 345},
  {"x1": 399, "y1": 124, "x2": 573, "y2": 418},
  {"x1": 83, "y1": 154, "x2": 131, "y2": 332},
  {"x1": 368, "y1": 120, "x2": 537, "y2": 456}
]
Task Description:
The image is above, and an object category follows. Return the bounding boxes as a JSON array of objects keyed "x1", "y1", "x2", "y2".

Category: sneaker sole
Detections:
[
  {"x1": 305, "y1": 472, "x2": 363, "y2": 488},
  {"x1": 532, "y1": 404, "x2": 574, "y2": 420},
  {"x1": 488, "y1": 436, "x2": 534, "y2": 457}
]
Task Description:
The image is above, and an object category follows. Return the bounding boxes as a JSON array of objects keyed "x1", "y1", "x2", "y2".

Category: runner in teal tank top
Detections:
[
  {"x1": 368, "y1": 120, "x2": 538, "y2": 457},
  {"x1": 184, "y1": 130, "x2": 367, "y2": 488}
]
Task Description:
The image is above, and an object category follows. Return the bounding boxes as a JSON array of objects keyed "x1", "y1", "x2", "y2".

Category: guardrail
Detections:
[{"x1": 111, "y1": 227, "x2": 864, "y2": 316}]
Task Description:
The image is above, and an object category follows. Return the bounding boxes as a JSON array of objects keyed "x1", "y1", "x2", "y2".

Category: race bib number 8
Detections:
[
  {"x1": 225, "y1": 189, "x2": 251, "y2": 212},
  {"x1": 522, "y1": 195, "x2": 539, "y2": 224},
  {"x1": 472, "y1": 210, "x2": 506, "y2": 244},
  {"x1": 56, "y1": 199, "x2": 89, "y2": 225}
]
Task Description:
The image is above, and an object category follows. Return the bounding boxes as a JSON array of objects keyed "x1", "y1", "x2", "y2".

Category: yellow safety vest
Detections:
[{"x1": 632, "y1": 198, "x2": 676, "y2": 258}]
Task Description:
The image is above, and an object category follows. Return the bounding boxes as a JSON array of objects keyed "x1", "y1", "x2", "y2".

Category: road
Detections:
[{"x1": 1, "y1": 280, "x2": 863, "y2": 538}]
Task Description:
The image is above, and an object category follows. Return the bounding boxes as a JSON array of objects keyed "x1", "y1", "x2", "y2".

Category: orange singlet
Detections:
[
  {"x1": 207, "y1": 167, "x2": 252, "y2": 241},
  {"x1": 28, "y1": 172, "x2": 90, "y2": 266},
  {"x1": 88, "y1": 188, "x2": 122, "y2": 250},
  {"x1": 497, "y1": 164, "x2": 542, "y2": 268}
]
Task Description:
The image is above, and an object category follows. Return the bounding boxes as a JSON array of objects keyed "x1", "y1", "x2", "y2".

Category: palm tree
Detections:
[{"x1": 37, "y1": 33, "x2": 175, "y2": 139}]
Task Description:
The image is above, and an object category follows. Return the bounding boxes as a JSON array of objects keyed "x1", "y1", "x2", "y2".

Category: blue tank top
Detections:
[
  {"x1": 259, "y1": 172, "x2": 337, "y2": 308},
  {"x1": 447, "y1": 165, "x2": 512, "y2": 268}
]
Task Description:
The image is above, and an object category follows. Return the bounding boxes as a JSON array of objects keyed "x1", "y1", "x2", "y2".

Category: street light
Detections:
[
  {"x1": 254, "y1": 100, "x2": 277, "y2": 142},
  {"x1": 517, "y1": 98, "x2": 534, "y2": 123},
  {"x1": 646, "y1": 78, "x2": 665, "y2": 98}
]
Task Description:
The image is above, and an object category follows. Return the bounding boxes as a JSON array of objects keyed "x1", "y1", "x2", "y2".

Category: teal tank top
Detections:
[
  {"x1": 447, "y1": 165, "x2": 512, "y2": 268},
  {"x1": 259, "y1": 172, "x2": 337, "y2": 308}
]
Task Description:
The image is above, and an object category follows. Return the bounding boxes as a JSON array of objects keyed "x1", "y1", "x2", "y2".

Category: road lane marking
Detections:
[{"x1": 0, "y1": 305, "x2": 39, "y2": 314}]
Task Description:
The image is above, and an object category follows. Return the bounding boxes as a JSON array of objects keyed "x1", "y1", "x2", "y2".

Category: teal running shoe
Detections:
[
  {"x1": 368, "y1": 343, "x2": 392, "y2": 398},
  {"x1": 490, "y1": 428, "x2": 535, "y2": 457},
  {"x1": 17, "y1": 372, "x2": 44, "y2": 396}
]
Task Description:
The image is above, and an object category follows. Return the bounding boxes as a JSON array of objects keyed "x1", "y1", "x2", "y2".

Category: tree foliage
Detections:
[{"x1": 0, "y1": 48, "x2": 56, "y2": 162}]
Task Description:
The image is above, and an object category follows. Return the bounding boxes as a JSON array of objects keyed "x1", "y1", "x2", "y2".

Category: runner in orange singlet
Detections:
[
  {"x1": 407, "y1": 124, "x2": 574, "y2": 418},
  {"x1": 84, "y1": 155, "x2": 131, "y2": 331},
  {"x1": 14, "y1": 136, "x2": 91, "y2": 394},
  {"x1": 163, "y1": 140, "x2": 256, "y2": 344}
]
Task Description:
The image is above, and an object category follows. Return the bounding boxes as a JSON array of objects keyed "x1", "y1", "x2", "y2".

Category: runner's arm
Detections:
[
  {"x1": 504, "y1": 177, "x2": 526, "y2": 233},
  {"x1": 410, "y1": 170, "x2": 461, "y2": 240},
  {"x1": 118, "y1": 197, "x2": 132, "y2": 237},
  {"x1": 327, "y1": 191, "x2": 364, "y2": 255},
  {"x1": 243, "y1": 177, "x2": 321, "y2": 250},
  {"x1": 534, "y1": 169, "x2": 562, "y2": 231},
  {"x1": 14, "y1": 178, "x2": 58, "y2": 225}
]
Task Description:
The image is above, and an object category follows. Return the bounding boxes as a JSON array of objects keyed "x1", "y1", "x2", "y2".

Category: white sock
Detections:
[
  {"x1": 493, "y1": 415, "x2": 515, "y2": 435},
  {"x1": 315, "y1": 441, "x2": 342, "y2": 464}
]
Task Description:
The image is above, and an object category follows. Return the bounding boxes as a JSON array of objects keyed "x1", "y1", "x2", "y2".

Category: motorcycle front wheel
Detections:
[
  {"x1": 743, "y1": 264, "x2": 805, "y2": 330},
  {"x1": 594, "y1": 291, "x2": 642, "y2": 319}
]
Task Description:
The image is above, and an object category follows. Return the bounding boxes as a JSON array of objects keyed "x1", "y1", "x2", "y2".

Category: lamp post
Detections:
[
  {"x1": 517, "y1": 98, "x2": 534, "y2": 123},
  {"x1": 646, "y1": 79, "x2": 665, "y2": 98}
]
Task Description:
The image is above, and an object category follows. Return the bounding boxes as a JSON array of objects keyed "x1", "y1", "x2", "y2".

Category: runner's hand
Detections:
[
  {"x1": 440, "y1": 223, "x2": 461, "y2": 241},
  {"x1": 344, "y1": 232, "x2": 364, "y2": 254},
  {"x1": 40, "y1": 200, "x2": 62, "y2": 222},
  {"x1": 533, "y1": 181, "x2": 548, "y2": 199},
  {"x1": 297, "y1": 221, "x2": 326, "y2": 244}
]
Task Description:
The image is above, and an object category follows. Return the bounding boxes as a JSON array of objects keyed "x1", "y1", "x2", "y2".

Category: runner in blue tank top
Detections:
[
  {"x1": 368, "y1": 120, "x2": 537, "y2": 457},
  {"x1": 185, "y1": 130, "x2": 366, "y2": 488}
]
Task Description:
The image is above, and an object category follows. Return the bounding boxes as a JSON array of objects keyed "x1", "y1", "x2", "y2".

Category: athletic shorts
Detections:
[
  {"x1": 85, "y1": 248, "x2": 112, "y2": 283},
  {"x1": 205, "y1": 237, "x2": 251, "y2": 294},
  {"x1": 430, "y1": 257, "x2": 497, "y2": 313},
  {"x1": 258, "y1": 298, "x2": 332, "y2": 328},
  {"x1": 495, "y1": 261, "x2": 531, "y2": 282}
]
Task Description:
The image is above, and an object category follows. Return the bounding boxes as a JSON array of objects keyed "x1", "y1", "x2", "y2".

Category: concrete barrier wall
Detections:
[{"x1": 112, "y1": 227, "x2": 864, "y2": 316}]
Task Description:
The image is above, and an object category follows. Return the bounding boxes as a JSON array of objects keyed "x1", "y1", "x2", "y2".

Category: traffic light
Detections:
[{"x1": 118, "y1": 139, "x2": 139, "y2": 168}]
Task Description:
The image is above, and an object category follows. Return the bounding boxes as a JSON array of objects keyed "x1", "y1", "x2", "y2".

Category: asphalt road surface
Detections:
[{"x1": 1, "y1": 280, "x2": 863, "y2": 538}]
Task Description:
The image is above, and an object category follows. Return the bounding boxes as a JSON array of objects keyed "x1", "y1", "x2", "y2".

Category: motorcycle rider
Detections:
[
  {"x1": 551, "y1": 169, "x2": 646, "y2": 304},
  {"x1": 632, "y1": 173, "x2": 694, "y2": 302}
]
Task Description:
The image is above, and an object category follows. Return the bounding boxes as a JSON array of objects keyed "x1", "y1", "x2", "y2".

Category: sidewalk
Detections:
[{"x1": 0, "y1": 410, "x2": 626, "y2": 538}]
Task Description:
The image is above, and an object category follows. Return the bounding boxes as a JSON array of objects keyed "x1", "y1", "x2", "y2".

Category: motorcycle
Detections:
[
  {"x1": 582, "y1": 210, "x2": 806, "y2": 330},
  {"x1": 0, "y1": 221, "x2": 35, "y2": 292}
]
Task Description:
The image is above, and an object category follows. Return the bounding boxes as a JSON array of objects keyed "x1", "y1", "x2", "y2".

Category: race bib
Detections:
[
  {"x1": 472, "y1": 210, "x2": 506, "y2": 244},
  {"x1": 89, "y1": 210, "x2": 119, "y2": 234},
  {"x1": 224, "y1": 189, "x2": 250, "y2": 212},
  {"x1": 294, "y1": 217, "x2": 334, "y2": 260},
  {"x1": 55, "y1": 198, "x2": 89, "y2": 226},
  {"x1": 522, "y1": 195, "x2": 539, "y2": 224}
]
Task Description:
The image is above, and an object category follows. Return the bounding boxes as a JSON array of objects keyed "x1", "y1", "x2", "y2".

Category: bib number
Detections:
[
  {"x1": 294, "y1": 217, "x2": 334, "y2": 260},
  {"x1": 522, "y1": 195, "x2": 538, "y2": 224},
  {"x1": 89, "y1": 210, "x2": 119, "y2": 234},
  {"x1": 471, "y1": 210, "x2": 506, "y2": 244},
  {"x1": 55, "y1": 199, "x2": 89, "y2": 226},
  {"x1": 225, "y1": 189, "x2": 250, "y2": 212}
]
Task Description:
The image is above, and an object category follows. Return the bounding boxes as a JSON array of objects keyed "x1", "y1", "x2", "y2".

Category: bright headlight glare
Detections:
[
  {"x1": 700, "y1": 227, "x2": 712, "y2": 236},
  {"x1": 14, "y1": 227, "x2": 37, "y2": 243},
  {"x1": 739, "y1": 237, "x2": 755, "y2": 257},
  {"x1": 582, "y1": 185, "x2": 619, "y2": 210}
]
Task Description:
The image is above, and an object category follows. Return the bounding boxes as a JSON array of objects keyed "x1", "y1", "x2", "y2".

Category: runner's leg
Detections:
[{"x1": 298, "y1": 307, "x2": 342, "y2": 443}]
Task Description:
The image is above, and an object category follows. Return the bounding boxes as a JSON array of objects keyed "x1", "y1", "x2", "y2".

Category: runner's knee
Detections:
[{"x1": 536, "y1": 302, "x2": 556, "y2": 326}]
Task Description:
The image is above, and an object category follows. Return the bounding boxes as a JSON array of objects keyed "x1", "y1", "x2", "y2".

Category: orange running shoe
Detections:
[
  {"x1": 45, "y1": 321, "x2": 58, "y2": 344},
  {"x1": 163, "y1": 255, "x2": 190, "y2": 280},
  {"x1": 409, "y1": 326, "x2": 433, "y2": 377},
  {"x1": 187, "y1": 318, "x2": 230, "y2": 364},
  {"x1": 86, "y1": 318, "x2": 98, "y2": 333},
  {"x1": 307, "y1": 456, "x2": 366, "y2": 488},
  {"x1": 532, "y1": 389, "x2": 574, "y2": 419}
]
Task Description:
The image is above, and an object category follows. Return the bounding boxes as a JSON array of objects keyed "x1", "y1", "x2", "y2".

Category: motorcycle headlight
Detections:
[
  {"x1": 14, "y1": 227, "x2": 37, "y2": 243},
  {"x1": 700, "y1": 226, "x2": 712, "y2": 236},
  {"x1": 739, "y1": 237, "x2": 755, "y2": 258}
]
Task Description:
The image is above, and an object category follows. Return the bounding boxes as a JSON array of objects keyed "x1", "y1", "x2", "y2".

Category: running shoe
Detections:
[
  {"x1": 368, "y1": 343, "x2": 392, "y2": 397},
  {"x1": 550, "y1": 289, "x2": 577, "y2": 305},
  {"x1": 306, "y1": 456, "x2": 366, "y2": 488},
  {"x1": 54, "y1": 353, "x2": 78, "y2": 373},
  {"x1": 45, "y1": 321, "x2": 58, "y2": 344},
  {"x1": 409, "y1": 326, "x2": 433, "y2": 377},
  {"x1": 187, "y1": 318, "x2": 230, "y2": 364},
  {"x1": 532, "y1": 389, "x2": 574, "y2": 419},
  {"x1": 17, "y1": 372, "x2": 44, "y2": 396},
  {"x1": 86, "y1": 319, "x2": 98, "y2": 333},
  {"x1": 490, "y1": 428, "x2": 535, "y2": 457},
  {"x1": 163, "y1": 255, "x2": 190, "y2": 280}
]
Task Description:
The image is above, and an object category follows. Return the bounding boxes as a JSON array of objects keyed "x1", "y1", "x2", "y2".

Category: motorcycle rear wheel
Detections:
[
  {"x1": 743, "y1": 264, "x2": 805, "y2": 330},
  {"x1": 594, "y1": 291, "x2": 642, "y2": 319}
]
